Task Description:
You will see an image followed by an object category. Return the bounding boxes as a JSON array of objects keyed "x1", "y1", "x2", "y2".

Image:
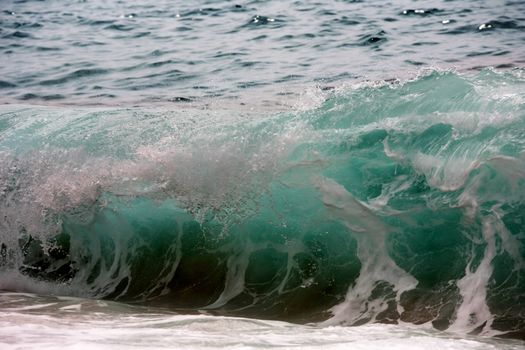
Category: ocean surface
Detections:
[{"x1": 1, "y1": 0, "x2": 525, "y2": 349}]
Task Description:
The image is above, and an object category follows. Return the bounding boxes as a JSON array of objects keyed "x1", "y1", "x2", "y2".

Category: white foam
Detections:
[
  {"x1": 449, "y1": 215, "x2": 497, "y2": 335},
  {"x1": 314, "y1": 177, "x2": 418, "y2": 326},
  {"x1": 0, "y1": 301, "x2": 522, "y2": 350}
]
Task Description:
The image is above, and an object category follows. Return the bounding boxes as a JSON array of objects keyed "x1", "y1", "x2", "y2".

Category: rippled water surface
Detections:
[{"x1": 1, "y1": 0, "x2": 525, "y2": 105}]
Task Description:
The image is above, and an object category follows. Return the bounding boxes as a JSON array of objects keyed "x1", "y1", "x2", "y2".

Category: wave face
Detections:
[{"x1": 1, "y1": 70, "x2": 525, "y2": 339}]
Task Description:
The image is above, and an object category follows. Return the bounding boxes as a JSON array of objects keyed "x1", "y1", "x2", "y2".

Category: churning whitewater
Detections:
[{"x1": 1, "y1": 70, "x2": 525, "y2": 345}]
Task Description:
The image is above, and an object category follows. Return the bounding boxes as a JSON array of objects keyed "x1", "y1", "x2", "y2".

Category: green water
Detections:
[{"x1": 1, "y1": 70, "x2": 524, "y2": 339}]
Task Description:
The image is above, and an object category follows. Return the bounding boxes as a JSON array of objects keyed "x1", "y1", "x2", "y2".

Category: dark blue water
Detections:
[{"x1": 1, "y1": 0, "x2": 525, "y2": 105}]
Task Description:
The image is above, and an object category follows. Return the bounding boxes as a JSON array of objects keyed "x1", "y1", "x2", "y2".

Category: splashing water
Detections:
[{"x1": 1, "y1": 71, "x2": 525, "y2": 347}]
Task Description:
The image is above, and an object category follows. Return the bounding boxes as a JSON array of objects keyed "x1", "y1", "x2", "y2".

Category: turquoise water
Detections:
[
  {"x1": 2, "y1": 70, "x2": 525, "y2": 342},
  {"x1": 1, "y1": 0, "x2": 525, "y2": 348}
]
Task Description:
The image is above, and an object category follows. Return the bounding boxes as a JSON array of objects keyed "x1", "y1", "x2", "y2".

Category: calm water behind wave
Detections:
[{"x1": 1, "y1": 0, "x2": 525, "y2": 105}]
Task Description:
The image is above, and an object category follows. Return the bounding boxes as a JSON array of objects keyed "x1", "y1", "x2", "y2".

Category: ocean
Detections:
[{"x1": 1, "y1": 0, "x2": 525, "y2": 349}]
